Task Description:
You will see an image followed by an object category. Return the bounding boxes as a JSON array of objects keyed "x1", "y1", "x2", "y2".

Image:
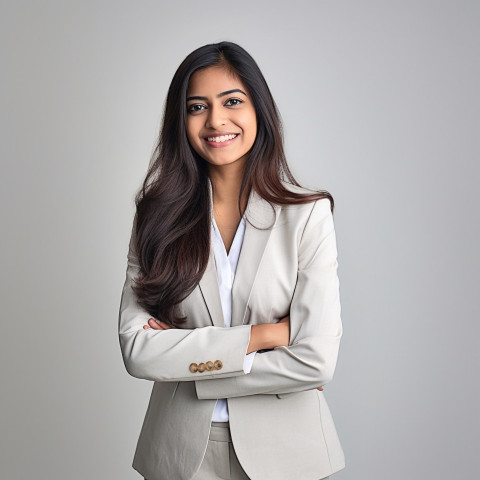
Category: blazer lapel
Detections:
[
  {"x1": 198, "y1": 179, "x2": 282, "y2": 328},
  {"x1": 198, "y1": 178, "x2": 224, "y2": 327},
  {"x1": 198, "y1": 247, "x2": 225, "y2": 327},
  {"x1": 231, "y1": 190, "x2": 282, "y2": 327}
]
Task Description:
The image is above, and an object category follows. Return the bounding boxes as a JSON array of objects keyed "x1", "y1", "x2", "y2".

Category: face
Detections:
[{"x1": 186, "y1": 66, "x2": 257, "y2": 170}]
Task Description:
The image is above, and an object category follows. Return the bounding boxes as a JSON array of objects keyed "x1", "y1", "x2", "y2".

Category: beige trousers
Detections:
[
  {"x1": 191, "y1": 421, "x2": 249, "y2": 480},
  {"x1": 144, "y1": 421, "x2": 331, "y2": 480}
]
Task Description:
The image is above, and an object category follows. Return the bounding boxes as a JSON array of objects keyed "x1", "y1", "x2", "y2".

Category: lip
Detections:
[{"x1": 203, "y1": 133, "x2": 239, "y2": 148}]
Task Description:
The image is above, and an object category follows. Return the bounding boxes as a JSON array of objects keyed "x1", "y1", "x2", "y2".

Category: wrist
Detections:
[{"x1": 248, "y1": 323, "x2": 288, "y2": 353}]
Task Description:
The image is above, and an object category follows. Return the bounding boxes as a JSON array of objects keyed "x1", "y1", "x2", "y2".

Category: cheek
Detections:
[
  {"x1": 238, "y1": 112, "x2": 257, "y2": 141},
  {"x1": 245, "y1": 116, "x2": 257, "y2": 145}
]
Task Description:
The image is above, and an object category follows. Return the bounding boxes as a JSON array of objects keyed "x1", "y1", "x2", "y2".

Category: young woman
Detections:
[{"x1": 118, "y1": 41, "x2": 345, "y2": 480}]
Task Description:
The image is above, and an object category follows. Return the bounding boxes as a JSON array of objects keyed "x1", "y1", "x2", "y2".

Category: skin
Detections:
[
  {"x1": 143, "y1": 66, "x2": 323, "y2": 392},
  {"x1": 186, "y1": 65, "x2": 256, "y2": 252}
]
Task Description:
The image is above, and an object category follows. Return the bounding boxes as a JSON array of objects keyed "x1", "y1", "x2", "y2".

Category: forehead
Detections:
[{"x1": 187, "y1": 66, "x2": 246, "y2": 95}]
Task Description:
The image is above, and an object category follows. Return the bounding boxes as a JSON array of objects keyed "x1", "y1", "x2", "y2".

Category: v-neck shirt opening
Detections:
[{"x1": 210, "y1": 213, "x2": 254, "y2": 422}]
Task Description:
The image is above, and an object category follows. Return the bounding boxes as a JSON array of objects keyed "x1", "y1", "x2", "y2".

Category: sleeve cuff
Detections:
[{"x1": 243, "y1": 351, "x2": 256, "y2": 373}]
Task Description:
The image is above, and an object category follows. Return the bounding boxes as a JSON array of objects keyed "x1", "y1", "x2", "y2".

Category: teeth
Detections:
[{"x1": 207, "y1": 134, "x2": 237, "y2": 143}]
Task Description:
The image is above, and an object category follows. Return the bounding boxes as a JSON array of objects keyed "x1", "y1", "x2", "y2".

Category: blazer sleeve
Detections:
[
  {"x1": 195, "y1": 198, "x2": 343, "y2": 399},
  {"x1": 118, "y1": 214, "x2": 253, "y2": 383}
]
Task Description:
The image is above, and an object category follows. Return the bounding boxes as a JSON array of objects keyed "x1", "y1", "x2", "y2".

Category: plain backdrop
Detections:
[{"x1": 1, "y1": 1, "x2": 479, "y2": 479}]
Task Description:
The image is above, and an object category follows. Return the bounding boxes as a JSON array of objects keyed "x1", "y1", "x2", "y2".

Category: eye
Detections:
[
  {"x1": 187, "y1": 103, "x2": 206, "y2": 114},
  {"x1": 224, "y1": 98, "x2": 243, "y2": 107}
]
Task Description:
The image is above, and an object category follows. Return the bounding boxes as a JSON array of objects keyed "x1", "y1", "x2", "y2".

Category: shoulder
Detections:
[
  {"x1": 280, "y1": 181, "x2": 333, "y2": 215},
  {"x1": 270, "y1": 186, "x2": 333, "y2": 243},
  {"x1": 280, "y1": 200, "x2": 333, "y2": 235},
  {"x1": 246, "y1": 182, "x2": 333, "y2": 229}
]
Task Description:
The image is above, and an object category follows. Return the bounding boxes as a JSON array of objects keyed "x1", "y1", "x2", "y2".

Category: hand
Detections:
[
  {"x1": 277, "y1": 314, "x2": 290, "y2": 332},
  {"x1": 248, "y1": 314, "x2": 289, "y2": 353},
  {"x1": 143, "y1": 318, "x2": 173, "y2": 330},
  {"x1": 276, "y1": 314, "x2": 290, "y2": 345}
]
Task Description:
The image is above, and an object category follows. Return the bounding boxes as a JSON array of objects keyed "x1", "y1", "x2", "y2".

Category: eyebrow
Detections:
[{"x1": 186, "y1": 89, "x2": 247, "y2": 102}]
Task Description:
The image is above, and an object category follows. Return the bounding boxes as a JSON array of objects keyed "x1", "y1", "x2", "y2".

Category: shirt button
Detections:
[
  {"x1": 189, "y1": 363, "x2": 198, "y2": 373},
  {"x1": 198, "y1": 362, "x2": 206, "y2": 373},
  {"x1": 214, "y1": 360, "x2": 223, "y2": 370}
]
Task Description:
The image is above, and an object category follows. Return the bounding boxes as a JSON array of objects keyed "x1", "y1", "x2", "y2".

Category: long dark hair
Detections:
[{"x1": 133, "y1": 41, "x2": 334, "y2": 326}]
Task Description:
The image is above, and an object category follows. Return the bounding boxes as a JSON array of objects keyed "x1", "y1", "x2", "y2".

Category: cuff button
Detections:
[
  {"x1": 189, "y1": 363, "x2": 198, "y2": 373},
  {"x1": 206, "y1": 361, "x2": 214, "y2": 371},
  {"x1": 198, "y1": 362, "x2": 206, "y2": 373},
  {"x1": 214, "y1": 360, "x2": 223, "y2": 370}
]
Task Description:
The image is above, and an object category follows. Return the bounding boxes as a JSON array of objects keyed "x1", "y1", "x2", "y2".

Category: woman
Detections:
[{"x1": 119, "y1": 41, "x2": 345, "y2": 480}]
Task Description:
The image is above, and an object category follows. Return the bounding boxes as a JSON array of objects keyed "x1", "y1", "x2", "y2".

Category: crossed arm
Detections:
[
  {"x1": 120, "y1": 198, "x2": 341, "y2": 395},
  {"x1": 143, "y1": 315, "x2": 324, "y2": 392},
  {"x1": 142, "y1": 315, "x2": 292, "y2": 354}
]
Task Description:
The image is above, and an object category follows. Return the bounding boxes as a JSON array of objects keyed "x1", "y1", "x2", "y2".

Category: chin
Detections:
[{"x1": 208, "y1": 156, "x2": 247, "y2": 167}]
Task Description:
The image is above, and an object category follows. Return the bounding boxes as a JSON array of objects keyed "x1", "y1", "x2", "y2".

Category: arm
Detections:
[
  {"x1": 144, "y1": 317, "x2": 290, "y2": 354},
  {"x1": 145, "y1": 316, "x2": 323, "y2": 397},
  {"x1": 195, "y1": 198, "x2": 342, "y2": 399},
  {"x1": 118, "y1": 215, "x2": 254, "y2": 383}
]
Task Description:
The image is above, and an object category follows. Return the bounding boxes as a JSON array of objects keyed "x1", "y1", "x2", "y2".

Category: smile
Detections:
[{"x1": 205, "y1": 134, "x2": 238, "y2": 143}]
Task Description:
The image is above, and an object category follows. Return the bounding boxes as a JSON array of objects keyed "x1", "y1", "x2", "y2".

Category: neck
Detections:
[{"x1": 208, "y1": 161, "x2": 248, "y2": 212}]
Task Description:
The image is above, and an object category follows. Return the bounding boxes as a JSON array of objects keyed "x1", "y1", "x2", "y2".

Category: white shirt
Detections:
[{"x1": 210, "y1": 214, "x2": 256, "y2": 422}]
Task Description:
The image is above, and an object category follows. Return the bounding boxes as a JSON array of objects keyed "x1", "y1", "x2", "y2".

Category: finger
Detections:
[
  {"x1": 148, "y1": 319, "x2": 163, "y2": 330},
  {"x1": 156, "y1": 320, "x2": 173, "y2": 329},
  {"x1": 317, "y1": 387, "x2": 324, "y2": 391},
  {"x1": 148, "y1": 319, "x2": 161, "y2": 329},
  {"x1": 149, "y1": 318, "x2": 174, "y2": 330},
  {"x1": 143, "y1": 325, "x2": 151, "y2": 329}
]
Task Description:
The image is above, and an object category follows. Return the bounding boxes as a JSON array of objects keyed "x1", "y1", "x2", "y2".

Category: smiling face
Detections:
[{"x1": 186, "y1": 66, "x2": 257, "y2": 170}]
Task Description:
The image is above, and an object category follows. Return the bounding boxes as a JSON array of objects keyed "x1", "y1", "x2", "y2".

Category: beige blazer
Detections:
[{"x1": 118, "y1": 182, "x2": 345, "y2": 480}]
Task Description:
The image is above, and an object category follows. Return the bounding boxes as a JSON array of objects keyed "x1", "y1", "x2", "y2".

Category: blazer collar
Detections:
[{"x1": 198, "y1": 178, "x2": 282, "y2": 327}]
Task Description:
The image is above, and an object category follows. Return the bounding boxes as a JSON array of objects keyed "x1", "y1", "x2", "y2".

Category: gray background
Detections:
[{"x1": 1, "y1": 1, "x2": 478, "y2": 479}]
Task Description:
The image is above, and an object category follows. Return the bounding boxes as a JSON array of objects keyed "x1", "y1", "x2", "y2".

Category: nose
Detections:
[{"x1": 205, "y1": 105, "x2": 226, "y2": 129}]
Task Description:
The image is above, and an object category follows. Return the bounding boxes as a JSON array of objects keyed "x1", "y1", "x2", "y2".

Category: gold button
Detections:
[
  {"x1": 198, "y1": 362, "x2": 206, "y2": 373},
  {"x1": 206, "y1": 361, "x2": 214, "y2": 371},
  {"x1": 214, "y1": 360, "x2": 223, "y2": 370},
  {"x1": 189, "y1": 363, "x2": 198, "y2": 373}
]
